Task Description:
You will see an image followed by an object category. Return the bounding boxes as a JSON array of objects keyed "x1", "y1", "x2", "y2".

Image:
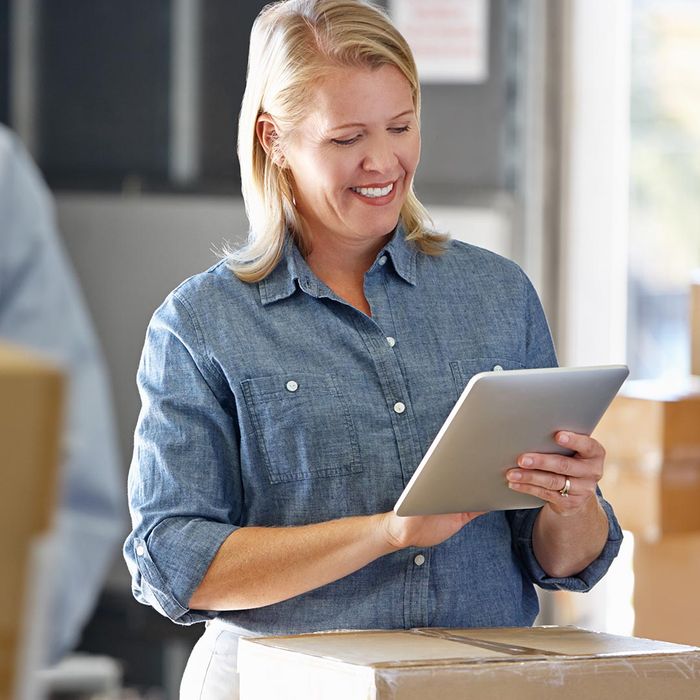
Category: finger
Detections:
[
  {"x1": 455, "y1": 511, "x2": 487, "y2": 526},
  {"x1": 516, "y1": 453, "x2": 592, "y2": 479},
  {"x1": 507, "y1": 468, "x2": 596, "y2": 495},
  {"x1": 463, "y1": 511, "x2": 488, "y2": 520},
  {"x1": 506, "y1": 476, "x2": 586, "y2": 505},
  {"x1": 555, "y1": 431, "x2": 605, "y2": 459},
  {"x1": 507, "y1": 468, "x2": 567, "y2": 493}
]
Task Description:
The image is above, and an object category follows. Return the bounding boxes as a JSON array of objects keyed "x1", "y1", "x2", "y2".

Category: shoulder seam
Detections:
[{"x1": 170, "y1": 291, "x2": 225, "y2": 385}]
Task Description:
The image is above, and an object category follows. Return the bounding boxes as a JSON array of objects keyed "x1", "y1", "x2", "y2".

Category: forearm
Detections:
[
  {"x1": 532, "y1": 497, "x2": 610, "y2": 578},
  {"x1": 188, "y1": 513, "x2": 395, "y2": 611},
  {"x1": 188, "y1": 508, "x2": 480, "y2": 611}
]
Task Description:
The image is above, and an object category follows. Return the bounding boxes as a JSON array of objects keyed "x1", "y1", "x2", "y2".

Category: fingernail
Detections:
[
  {"x1": 558, "y1": 433, "x2": 570, "y2": 444},
  {"x1": 508, "y1": 482, "x2": 520, "y2": 490},
  {"x1": 508, "y1": 470, "x2": 522, "y2": 481},
  {"x1": 520, "y1": 457, "x2": 533, "y2": 467}
]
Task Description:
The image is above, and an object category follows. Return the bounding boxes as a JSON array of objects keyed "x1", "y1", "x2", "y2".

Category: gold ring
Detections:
[{"x1": 559, "y1": 478, "x2": 571, "y2": 497}]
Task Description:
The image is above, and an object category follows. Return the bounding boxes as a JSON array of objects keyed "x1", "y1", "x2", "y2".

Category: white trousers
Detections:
[{"x1": 180, "y1": 621, "x2": 241, "y2": 700}]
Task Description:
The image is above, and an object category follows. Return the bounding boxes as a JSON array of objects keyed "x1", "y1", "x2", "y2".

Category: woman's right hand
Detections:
[
  {"x1": 189, "y1": 510, "x2": 488, "y2": 612},
  {"x1": 377, "y1": 510, "x2": 487, "y2": 552}
]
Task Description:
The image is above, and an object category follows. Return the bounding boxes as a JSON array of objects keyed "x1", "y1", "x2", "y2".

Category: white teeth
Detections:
[{"x1": 351, "y1": 183, "x2": 394, "y2": 198}]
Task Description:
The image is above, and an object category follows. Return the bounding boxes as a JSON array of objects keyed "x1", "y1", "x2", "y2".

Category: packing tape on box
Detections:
[{"x1": 412, "y1": 628, "x2": 560, "y2": 657}]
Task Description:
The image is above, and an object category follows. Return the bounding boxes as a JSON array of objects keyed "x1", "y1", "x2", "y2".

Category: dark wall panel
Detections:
[
  {"x1": 8, "y1": 0, "x2": 514, "y2": 195},
  {"x1": 416, "y1": 0, "x2": 507, "y2": 192},
  {"x1": 38, "y1": 0, "x2": 171, "y2": 187},
  {"x1": 199, "y1": 0, "x2": 269, "y2": 187},
  {"x1": 0, "y1": 0, "x2": 9, "y2": 125}
]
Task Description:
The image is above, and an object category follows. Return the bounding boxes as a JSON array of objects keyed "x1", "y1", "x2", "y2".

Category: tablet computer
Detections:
[{"x1": 393, "y1": 364, "x2": 629, "y2": 516}]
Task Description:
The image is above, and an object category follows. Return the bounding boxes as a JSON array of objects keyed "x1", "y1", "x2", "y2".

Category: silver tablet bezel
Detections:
[{"x1": 393, "y1": 364, "x2": 629, "y2": 516}]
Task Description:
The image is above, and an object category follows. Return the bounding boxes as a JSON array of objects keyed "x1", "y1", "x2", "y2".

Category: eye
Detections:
[
  {"x1": 389, "y1": 125, "x2": 411, "y2": 134},
  {"x1": 331, "y1": 135, "x2": 361, "y2": 146}
]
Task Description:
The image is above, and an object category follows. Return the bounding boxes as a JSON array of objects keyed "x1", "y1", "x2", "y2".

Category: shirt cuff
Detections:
[
  {"x1": 510, "y1": 493, "x2": 624, "y2": 592},
  {"x1": 128, "y1": 519, "x2": 238, "y2": 625}
]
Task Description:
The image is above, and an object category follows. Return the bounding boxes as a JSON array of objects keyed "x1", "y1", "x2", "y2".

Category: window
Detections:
[{"x1": 628, "y1": 0, "x2": 700, "y2": 379}]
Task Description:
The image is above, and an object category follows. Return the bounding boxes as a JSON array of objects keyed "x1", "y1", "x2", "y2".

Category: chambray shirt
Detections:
[{"x1": 125, "y1": 227, "x2": 623, "y2": 634}]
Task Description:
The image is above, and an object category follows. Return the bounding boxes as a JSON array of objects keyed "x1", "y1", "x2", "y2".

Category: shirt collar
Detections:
[
  {"x1": 258, "y1": 237, "x2": 301, "y2": 305},
  {"x1": 258, "y1": 223, "x2": 418, "y2": 306},
  {"x1": 375, "y1": 223, "x2": 418, "y2": 286}
]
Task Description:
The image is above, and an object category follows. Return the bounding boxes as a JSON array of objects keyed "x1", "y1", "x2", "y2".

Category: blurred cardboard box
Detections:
[
  {"x1": 595, "y1": 377, "x2": 700, "y2": 540},
  {"x1": 593, "y1": 279, "x2": 700, "y2": 647},
  {"x1": 0, "y1": 343, "x2": 63, "y2": 700},
  {"x1": 238, "y1": 626, "x2": 700, "y2": 699},
  {"x1": 633, "y1": 533, "x2": 700, "y2": 646}
]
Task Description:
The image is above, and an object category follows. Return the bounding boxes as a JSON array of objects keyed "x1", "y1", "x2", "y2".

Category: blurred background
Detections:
[{"x1": 2, "y1": 0, "x2": 700, "y2": 697}]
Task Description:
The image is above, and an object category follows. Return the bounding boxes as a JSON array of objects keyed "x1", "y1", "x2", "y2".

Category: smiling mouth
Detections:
[{"x1": 350, "y1": 182, "x2": 394, "y2": 198}]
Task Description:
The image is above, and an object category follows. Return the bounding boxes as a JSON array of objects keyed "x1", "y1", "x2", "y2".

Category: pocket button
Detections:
[
  {"x1": 493, "y1": 365, "x2": 504, "y2": 372},
  {"x1": 286, "y1": 380, "x2": 299, "y2": 392}
]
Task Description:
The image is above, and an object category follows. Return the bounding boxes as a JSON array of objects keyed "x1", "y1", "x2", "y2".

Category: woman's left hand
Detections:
[{"x1": 506, "y1": 431, "x2": 604, "y2": 516}]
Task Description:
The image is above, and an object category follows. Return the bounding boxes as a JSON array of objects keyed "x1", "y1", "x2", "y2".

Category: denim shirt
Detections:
[{"x1": 125, "y1": 227, "x2": 623, "y2": 633}]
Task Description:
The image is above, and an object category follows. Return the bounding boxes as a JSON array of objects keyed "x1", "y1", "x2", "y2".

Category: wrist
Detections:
[
  {"x1": 543, "y1": 491, "x2": 602, "y2": 520},
  {"x1": 371, "y1": 512, "x2": 405, "y2": 555}
]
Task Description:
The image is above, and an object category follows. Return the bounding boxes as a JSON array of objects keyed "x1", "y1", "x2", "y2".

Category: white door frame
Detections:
[{"x1": 557, "y1": 0, "x2": 630, "y2": 368}]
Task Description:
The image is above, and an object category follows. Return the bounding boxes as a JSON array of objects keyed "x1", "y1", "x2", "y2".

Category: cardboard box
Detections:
[
  {"x1": 238, "y1": 626, "x2": 700, "y2": 699},
  {"x1": 594, "y1": 374, "x2": 700, "y2": 650},
  {"x1": 633, "y1": 532, "x2": 700, "y2": 646},
  {"x1": 594, "y1": 377, "x2": 700, "y2": 539},
  {"x1": 0, "y1": 343, "x2": 64, "y2": 700}
]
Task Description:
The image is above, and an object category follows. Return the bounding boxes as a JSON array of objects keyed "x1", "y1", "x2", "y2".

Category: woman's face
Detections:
[{"x1": 279, "y1": 64, "x2": 421, "y2": 252}]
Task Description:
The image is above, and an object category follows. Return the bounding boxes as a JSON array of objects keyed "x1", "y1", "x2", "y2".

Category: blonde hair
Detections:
[{"x1": 226, "y1": 0, "x2": 447, "y2": 282}]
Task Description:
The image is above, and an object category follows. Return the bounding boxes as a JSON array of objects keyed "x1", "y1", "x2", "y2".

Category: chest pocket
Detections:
[
  {"x1": 449, "y1": 357, "x2": 526, "y2": 397},
  {"x1": 241, "y1": 372, "x2": 363, "y2": 484}
]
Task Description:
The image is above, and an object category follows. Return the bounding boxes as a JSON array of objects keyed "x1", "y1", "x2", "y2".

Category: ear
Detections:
[{"x1": 256, "y1": 113, "x2": 285, "y2": 167}]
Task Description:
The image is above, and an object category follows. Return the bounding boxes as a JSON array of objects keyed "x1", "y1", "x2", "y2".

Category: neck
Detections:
[
  {"x1": 302, "y1": 229, "x2": 394, "y2": 317},
  {"x1": 304, "y1": 230, "x2": 393, "y2": 282}
]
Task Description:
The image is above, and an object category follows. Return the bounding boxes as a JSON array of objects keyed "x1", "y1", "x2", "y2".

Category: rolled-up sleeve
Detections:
[
  {"x1": 124, "y1": 290, "x2": 240, "y2": 624},
  {"x1": 510, "y1": 268, "x2": 624, "y2": 591},
  {"x1": 507, "y1": 491, "x2": 624, "y2": 592}
]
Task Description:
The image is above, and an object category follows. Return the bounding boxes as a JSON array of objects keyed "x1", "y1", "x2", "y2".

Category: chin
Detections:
[
  {"x1": 371, "y1": 217, "x2": 402, "y2": 238},
  {"x1": 356, "y1": 210, "x2": 402, "y2": 234}
]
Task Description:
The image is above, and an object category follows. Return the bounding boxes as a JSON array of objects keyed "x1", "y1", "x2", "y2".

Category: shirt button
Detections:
[
  {"x1": 378, "y1": 255, "x2": 387, "y2": 266},
  {"x1": 386, "y1": 336, "x2": 396, "y2": 348},
  {"x1": 286, "y1": 380, "x2": 299, "y2": 392},
  {"x1": 393, "y1": 401, "x2": 406, "y2": 414},
  {"x1": 136, "y1": 545, "x2": 145, "y2": 557},
  {"x1": 414, "y1": 554, "x2": 426, "y2": 566},
  {"x1": 493, "y1": 365, "x2": 504, "y2": 372}
]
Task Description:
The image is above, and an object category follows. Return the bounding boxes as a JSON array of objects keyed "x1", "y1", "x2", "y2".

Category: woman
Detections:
[{"x1": 124, "y1": 1, "x2": 623, "y2": 697}]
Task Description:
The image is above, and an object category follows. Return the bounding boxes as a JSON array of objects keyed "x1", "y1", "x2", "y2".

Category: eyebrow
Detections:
[{"x1": 329, "y1": 109, "x2": 415, "y2": 132}]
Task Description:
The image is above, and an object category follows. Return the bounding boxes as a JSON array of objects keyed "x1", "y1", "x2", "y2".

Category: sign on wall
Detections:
[{"x1": 388, "y1": 0, "x2": 489, "y2": 83}]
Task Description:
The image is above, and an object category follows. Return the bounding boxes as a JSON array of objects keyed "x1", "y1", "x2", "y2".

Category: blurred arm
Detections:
[{"x1": 0, "y1": 127, "x2": 127, "y2": 662}]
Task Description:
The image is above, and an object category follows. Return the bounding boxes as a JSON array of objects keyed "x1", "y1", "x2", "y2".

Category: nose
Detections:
[{"x1": 361, "y1": 133, "x2": 398, "y2": 174}]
